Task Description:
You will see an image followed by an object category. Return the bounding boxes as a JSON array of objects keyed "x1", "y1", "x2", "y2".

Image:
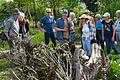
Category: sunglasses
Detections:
[{"x1": 47, "y1": 12, "x2": 51, "y2": 13}]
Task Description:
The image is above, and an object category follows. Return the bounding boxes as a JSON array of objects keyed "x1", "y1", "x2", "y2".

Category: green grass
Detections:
[
  {"x1": 0, "y1": 59, "x2": 9, "y2": 72},
  {"x1": 0, "y1": 59, "x2": 11, "y2": 80}
]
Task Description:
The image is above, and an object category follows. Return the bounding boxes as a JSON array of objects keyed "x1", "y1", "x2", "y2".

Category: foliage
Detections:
[
  {"x1": 99, "y1": 0, "x2": 120, "y2": 18},
  {"x1": 0, "y1": 59, "x2": 9, "y2": 72},
  {"x1": 81, "y1": 0, "x2": 99, "y2": 12},
  {"x1": 107, "y1": 56, "x2": 120, "y2": 80},
  {"x1": 31, "y1": 28, "x2": 44, "y2": 44}
]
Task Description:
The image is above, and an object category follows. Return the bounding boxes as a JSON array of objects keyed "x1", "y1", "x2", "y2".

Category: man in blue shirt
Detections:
[
  {"x1": 37, "y1": 8, "x2": 56, "y2": 47},
  {"x1": 95, "y1": 14, "x2": 104, "y2": 50},
  {"x1": 54, "y1": 9, "x2": 69, "y2": 46}
]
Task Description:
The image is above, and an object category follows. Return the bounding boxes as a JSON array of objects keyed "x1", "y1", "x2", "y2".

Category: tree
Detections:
[{"x1": 99, "y1": 0, "x2": 120, "y2": 18}]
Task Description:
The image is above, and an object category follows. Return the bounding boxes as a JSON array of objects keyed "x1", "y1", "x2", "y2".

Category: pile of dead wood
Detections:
[{"x1": 0, "y1": 39, "x2": 107, "y2": 80}]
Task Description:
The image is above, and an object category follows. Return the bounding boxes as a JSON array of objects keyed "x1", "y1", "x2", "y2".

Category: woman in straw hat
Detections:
[{"x1": 79, "y1": 14, "x2": 91, "y2": 57}]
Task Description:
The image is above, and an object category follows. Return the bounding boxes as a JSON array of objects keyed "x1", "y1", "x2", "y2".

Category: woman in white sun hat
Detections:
[
  {"x1": 102, "y1": 12, "x2": 118, "y2": 55},
  {"x1": 95, "y1": 14, "x2": 104, "y2": 50}
]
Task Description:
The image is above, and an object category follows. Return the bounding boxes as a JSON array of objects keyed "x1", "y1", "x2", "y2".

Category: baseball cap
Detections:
[
  {"x1": 103, "y1": 12, "x2": 110, "y2": 17},
  {"x1": 62, "y1": 9, "x2": 68, "y2": 14}
]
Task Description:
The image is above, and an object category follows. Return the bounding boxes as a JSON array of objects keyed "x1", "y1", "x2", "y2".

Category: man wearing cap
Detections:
[
  {"x1": 4, "y1": 8, "x2": 20, "y2": 50},
  {"x1": 95, "y1": 14, "x2": 104, "y2": 50},
  {"x1": 54, "y1": 9, "x2": 69, "y2": 46},
  {"x1": 37, "y1": 8, "x2": 56, "y2": 47},
  {"x1": 102, "y1": 12, "x2": 118, "y2": 55},
  {"x1": 115, "y1": 10, "x2": 120, "y2": 54}
]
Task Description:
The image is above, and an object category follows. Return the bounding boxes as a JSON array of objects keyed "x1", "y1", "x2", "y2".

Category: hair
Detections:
[
  {"x1": 69, "y1": 12, "x2": 75, "y2": 16},
  {"x1": 19, "y1": 12, "x2": 25, "y2": 17}
]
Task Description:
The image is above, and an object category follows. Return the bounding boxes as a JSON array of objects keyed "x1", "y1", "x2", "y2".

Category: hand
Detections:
[
  {"x1": 62, "y1": 27, "x2": 67, "y2": 32},
  {"x1": 112, "y1": 37, "x2": 115, "y2": 41},
  {"x1": 40, "y1": 28, "x2": 46, "y2": 32},
  {"x1": 102, "y1": 36, "x2": 104, "y2": 41}
]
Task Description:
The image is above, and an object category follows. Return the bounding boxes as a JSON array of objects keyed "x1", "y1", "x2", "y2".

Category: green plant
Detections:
[{"x1": 107, "y1": 56, "x2": 120, "y2": 80}]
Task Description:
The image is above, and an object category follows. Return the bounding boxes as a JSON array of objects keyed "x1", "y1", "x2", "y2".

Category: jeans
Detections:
[
  {"x1": 105, "y1": 37, "x2": 118, "y2": 55},
  {"x1": 69, "y1": 32, "x2": 75, "y2": 43},
  {"x1": 45, "y1": 31, "x2": 56, "y2": 47},
  {"x1": 82, "y1": 37, "x2": 91, "y2": 57},
  {"x1": 96, "y1": 30, "x2": 104, "y2": 50},
  {"x1": 116, "y1": 31, "x2": 120, "y2": 54}
]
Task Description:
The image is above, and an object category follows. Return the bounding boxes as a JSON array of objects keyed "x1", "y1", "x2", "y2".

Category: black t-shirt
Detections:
[{"x1": 102, "y1": 19, "x2": 114, "y2": 38}]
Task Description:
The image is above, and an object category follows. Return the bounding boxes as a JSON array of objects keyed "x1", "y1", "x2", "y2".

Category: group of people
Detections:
[
  {"x1": 37, "y1": 8, "x2": 76, "y2": 47},
  {"x1": 2, "y1": 8, "x2": 120, "y2": 58},
  {"x1": 37, "y1": 8, "x2": 120, "y2": 58},
  {"x1": 79, "y1": 10, "x2": 120, "y2": 57}
]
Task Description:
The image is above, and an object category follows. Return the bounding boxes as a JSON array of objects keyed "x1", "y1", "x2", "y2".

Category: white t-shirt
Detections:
[{"x1": 82, "y1": 22, "x2": 90, "y2": 38}]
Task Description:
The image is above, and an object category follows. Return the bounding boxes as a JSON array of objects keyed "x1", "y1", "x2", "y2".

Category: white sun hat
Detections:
[
  {"x1": 70, "y1": 12, "x2": 75, "y2": 16},
  {"x1": 116, "y1": 10, "x2": 120, "y2": 14},
  {"x1": 103, "y1": 12, "x2": 110, "y2": 17},
  {"x1": 95, "y1": 14, "x2": 101, "y2": 18}
]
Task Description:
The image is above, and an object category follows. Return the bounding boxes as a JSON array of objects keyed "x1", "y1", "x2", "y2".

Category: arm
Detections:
[
  {"x1": 112, "y1": 24, "x2": 115, "y2": 41},
  {"x1": 4, "y1": 20, "x2": 12, "y2": 40},
  {"x1": 54, "y1": 20, "x2": 67, "y2": 32},
  {"x1": 102, "y1": 25, "x2": 104, "y2": 40},
  {"x1": 37, "y1": 21, "x2": 46, "y2": 32}
]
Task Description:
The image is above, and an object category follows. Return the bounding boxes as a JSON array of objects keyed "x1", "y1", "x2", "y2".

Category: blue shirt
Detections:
[
  {"x1": 56, "y1": 18, "x2": 65, "y2": 40},
  {"x1": 95, "y1": 20, "x2": 102, "y2": 30},
  {"x1": 40, "y1": 16, "x2": 54, "y2": 32}
]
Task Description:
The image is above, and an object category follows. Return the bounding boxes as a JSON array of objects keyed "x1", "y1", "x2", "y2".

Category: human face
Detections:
[
  {"x1": 70, "y1": 15, "x2": 75, "y2": 21},
  {"x1": 116, "y1": 13, "x2": 120, "y2": 18},
  {"x1": 62, "y1": 13, "x2": 68, "y2": 19},
  {"x1": 18, "y1": 16, "x2": 24, "y2": 21},
  {"x1": 104, "y1": 16, "x2": 109, "y2": 21},
  {"x1": 46, "y1": 11, "x2": 51, "y2": 17}
]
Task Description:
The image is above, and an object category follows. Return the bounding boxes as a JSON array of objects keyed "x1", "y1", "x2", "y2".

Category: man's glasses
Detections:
[{"x1": 47, "y1": 12, "x2": 51, "y2": 13}]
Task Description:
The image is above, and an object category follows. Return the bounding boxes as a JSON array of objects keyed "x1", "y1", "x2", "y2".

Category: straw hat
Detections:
[
  {"x1": 84, "y1": 10, "x2": 90, "y2": 14},
  {"x1": 79, "y1": 14, "x2": 88, "y2": 19},
  {"x1": 45, "y1": 8, "x2": 52, "y2": 13}
]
